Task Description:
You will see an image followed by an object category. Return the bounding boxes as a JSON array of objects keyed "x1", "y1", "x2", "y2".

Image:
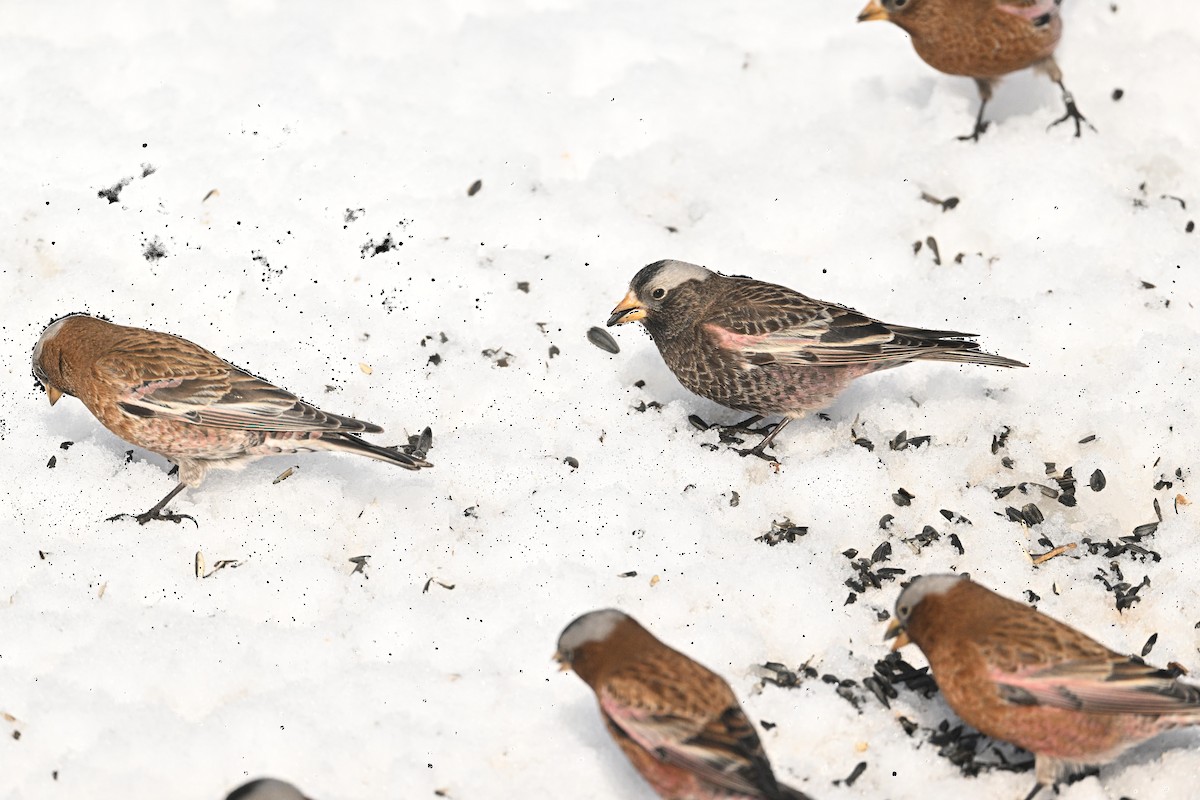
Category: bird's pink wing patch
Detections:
[
  {"x1": 991, "y1": 662, "x2": 1200, "y2": 716},
  {"x1": 997, "y1": 0, "x2": 1059, "y2": 22}
]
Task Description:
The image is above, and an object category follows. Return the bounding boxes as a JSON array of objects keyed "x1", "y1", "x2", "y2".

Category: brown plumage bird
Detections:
[
  {"x1": 886, "y1": 575, "x2": 1200, "y2": 799},
  {"x1": 607, "y1": 261, "x2": 1024, "y2": 460},
  {"x1": 33, "y1": 313, "x2": 430, "y2": 524},
  {"x1": 556, "y1": 610, "x2": 811, "y2": 800},
  {"x1": 857, "y1": 0, "x2": 1093, "y2": 140}
]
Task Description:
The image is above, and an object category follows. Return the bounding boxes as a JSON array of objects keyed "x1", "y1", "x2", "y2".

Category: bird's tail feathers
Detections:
[
  {"x1": 322, "y1": 432, "x2": 432, "y2": 470},
  {"x1": 916, "y1": 346, "x2": 1027, "y2": 368},
  {"x1": 779, "y1": 784, "x2": 815, "y2": 800}
]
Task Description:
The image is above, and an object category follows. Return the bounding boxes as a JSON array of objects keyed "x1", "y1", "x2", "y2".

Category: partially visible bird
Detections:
[
  {"x1": 857, "y1": 0, "x2": 1093, "y2": 140},
  {"x1": 225, "y1": 778, "x2": 311, "y2": 800},
  {"x1": 607, "y1": 261, "x2": 1024, "y2": 460},
  {"x1": 33, "y1": 313, "x2": 430, "y2": 524},
  {"x1": 555, "y1": 609, "x2": 811, "y2": 800},
  {"x1": 886, "y1": 574, "x2": 1200, "y2": 799}
]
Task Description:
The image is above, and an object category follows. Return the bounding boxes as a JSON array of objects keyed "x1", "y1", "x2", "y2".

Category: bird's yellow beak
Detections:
[
  {"x1": 607, "y1": 290, "x2": 648, "y2": 327},
  {"x1": 553, "y1": 651, "x2": 572, "y2": 672},
  {"x1": 884, "y1": 618, "x2": 911, "y2": 650},
  {"x1": 46, "y1": 386, "x2": 63, "y2": 406},
  {"x1": 857, "y1": 0, "x2": 889, "y2": 22}
]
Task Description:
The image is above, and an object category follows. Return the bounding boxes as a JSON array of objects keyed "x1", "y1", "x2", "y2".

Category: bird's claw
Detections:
[
  {"x1": 957, "y1": 119, "x2": 990, "y2": 142},
  {"x1": 735, "y1": 445, "x2": 782, "y2": 463},
  {"x1": 1047, "y1": 96, "x2": 1095, "y2": 137}
]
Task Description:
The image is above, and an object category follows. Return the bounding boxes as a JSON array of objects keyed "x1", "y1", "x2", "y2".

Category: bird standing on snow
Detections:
[
  {"x1": 886, "y1": 574, "x2": 1200, "y2": 799},
  {"x1": 225, "y1": 778, "x2": 311, "y2": 800},
  {"x1": 607, "y1": 261, "x2": 1024, "y2": 460},
  {"x1": 555, "y1": 609, "x2": 812, "y2": 800},
  {"x1": 856, "y1": 0, "x2": 1093, "y2": 140},
  {"x1": 33, "y1": 313, "x2": 430, "y2": 525}
]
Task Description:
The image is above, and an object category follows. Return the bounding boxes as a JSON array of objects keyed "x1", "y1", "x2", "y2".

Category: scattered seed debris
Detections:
[
  {"x1": 467, "y1": 179, "x2": 482, "y2": 196},
  {"x1": 920, "y1": 192, "x2": 960, "y2": 212},
  {"x1": 350, "y1": 555, "x2": 370, "y2": 576},
  {"x1": 142, "y1": 237, "x2": 166, "y2": 262},
  {"x1": 756, "y1": 518, "x2": 808, "y2": 546},
  {"x1": 835, "y1": 762, "x2": 868, "y2": 788},
  {"x1": 402, "y1": 427, "x2": 434, "y2": 459},
  {"x1": 482, "y1": 347, "x2": 513, "y2": 367},
  {"x1": 1112, "y1": 88, "x2": 1124, "y2": 101},
  {"x1": 890, "y1": 430, "x2": 930, "y2": 451},
  {"x1": 360, "y1": 233, "x2": 398, "y2": 258},
  {"x1": 587, "y1": 326, "x2": 620, "y2": 354},
  {"x1": 1141, "y1": 633, "x2": 1158, "y2": 657},
  {"x1": 925, "y1": 236, "x2": 941, "y2": 265},
  {"x1": 991, "y1": 426, "x2": 1011, "y2": 454},
  {"x1": 879, "y1": 514, "x2": 894, "y2": 530},
  {"x1": 98, "y1": 177, "x2": 131, "y2": 204},
  {"x1": 1090, "y1": 469, "x2": 1106, "y2": 491},
  {"x1": 359, "y1": 363, "x2": 373, "y2": 374},
  {"x1": 422, "y1": 576, "x2": 454, "y2": 592},
  {"x1": 618, "y1": 571, "x2": 637, "y2": 578},
  {"x1": 1031, "y1": 542, "x2": 1076, "y2": 566},
  {"x1": 1078, "y1": 434, "x2": 1096, "y2": 444},
  {"x1": 272, "y1": 466, "x2": 298, "y2": 484},
  {"x1": 563, "y1": 456, "x2": 579, "y2": 469},
  {"x1": 516, "y1": 281, "x2": 530, "y2": 293},
  {"x1": 46, "y1": 455, "x2": 56, "y2": 468},
  {"x1": 729, "y1": 491, "x2": 740, "y2": 507},
  {"x1": 758, "y1": 660, "x2": 818, "y2": 688},
  {"x1": 892, "y1": 488, "x2": 915, "y2": 507}
]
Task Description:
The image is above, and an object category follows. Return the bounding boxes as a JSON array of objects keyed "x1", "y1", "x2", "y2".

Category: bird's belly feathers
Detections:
[{"x1": 910, "y1": 14, "x2": 1061, "y2": 78}]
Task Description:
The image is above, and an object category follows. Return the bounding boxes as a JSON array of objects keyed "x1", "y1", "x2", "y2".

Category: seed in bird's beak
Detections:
[{"x1": 607, "y1": 291, "x2": 648, "y2": 327}]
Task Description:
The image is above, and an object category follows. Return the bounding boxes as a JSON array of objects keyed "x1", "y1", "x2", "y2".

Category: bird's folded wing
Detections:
[
  {"x1": 993, "y1": 658, "x2": 1200, "y2": 715},
  {"x1": 705, "y1": 298, "x2": 977, "y2": 367},
  {"x1": 101, "y1": 343, "x2": 380, "y2": 433},
  {"x1": 601, "y1": 691, "x2": 781, "y2": 797}
]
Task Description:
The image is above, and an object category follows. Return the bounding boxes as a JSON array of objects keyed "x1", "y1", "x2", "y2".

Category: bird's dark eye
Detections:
[
  {"x1": 893, "y1": 0, "x2": 907, "y2": 6},
  {"x1": 899, "y1": 605, "x2": 909, "y2": 617},
  {"x1": 651, "y1": 288, "x2": 667, "y2": 300}
]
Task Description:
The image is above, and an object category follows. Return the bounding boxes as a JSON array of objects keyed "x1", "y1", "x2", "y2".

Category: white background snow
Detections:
[{"x1": 2, "y1": 2, "x2": 1198, "y2": 798}]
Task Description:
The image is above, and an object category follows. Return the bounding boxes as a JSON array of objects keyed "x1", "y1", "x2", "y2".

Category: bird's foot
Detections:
[
  {"x1": 1047, "y1": 93, "x2": 1096, "y2": 137},
  {"x1": 735, "y1": 443, "x2": 781, "y2": 463},
  {"x1": 956, "y1": 119, "x2": 990, "y2": 142},
  {"x1": 106, "y1": 508, "x2": 198, "y2": 527}
]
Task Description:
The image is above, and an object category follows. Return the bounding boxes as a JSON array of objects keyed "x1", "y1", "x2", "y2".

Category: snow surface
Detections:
[{"x1": 2, "y1": 2, "x2": 1198, "y2": 799}]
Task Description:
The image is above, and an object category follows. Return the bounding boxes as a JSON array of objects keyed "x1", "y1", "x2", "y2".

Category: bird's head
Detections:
[
  {"x1": 857, "y1": 0, "x2": 915, "y2": 24},
  {"x1": 32, "y1": 313, "x2": 92, "y2": 405},
  {"x1": 555, "y1": 608, "x2": 641, "y2": 686},
  {"x1": 884, "y1": 573, "x2": 965, "y2": 650},
  {"x1": 607, "y1": 260, "x2": 715, "y2": 328}
]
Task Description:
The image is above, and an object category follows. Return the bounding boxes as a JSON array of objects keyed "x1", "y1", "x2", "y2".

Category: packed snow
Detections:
[{"x1": 1, "y1": 2, "x2": 1198, "y2": 799}]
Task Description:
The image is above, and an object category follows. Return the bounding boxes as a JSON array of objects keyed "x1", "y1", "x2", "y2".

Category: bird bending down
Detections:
[
  {"x1": 33, "y1": 314, "x2": 430, "y2": 525},
  {"x1": 857, "y1": 0, "x2": 1094, "y2": 140},
  {"x1": 556, "y1": 609, "x2": 811, "y2": 800},
  {"x1": 607, "y1": 261, "x2": 1024, "y2": 461},
  {"x1": 886, "y1": 575, "x2": 1200, "y2": 799}
]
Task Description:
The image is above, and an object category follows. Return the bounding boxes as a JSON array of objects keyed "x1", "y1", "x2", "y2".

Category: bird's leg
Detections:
[
  {"x1": 1047, "y1": 78, "x2": 1095, "y2": 137},
  {"x1": 736, "y1": 418, "x2": 792, "y2": 461},
  {"x1": 1021, "y1": 782, "x2": 1046, "y2": 800},
  {"x1": 957, "y1": 79, "x2": 993, "y2": 142},
  {"x1": 1038, "y1": 57, "x2": 1094, "y2": 137},
  {"x1": 107, "y1": 482, "x2": 197, "y2": 527}
]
